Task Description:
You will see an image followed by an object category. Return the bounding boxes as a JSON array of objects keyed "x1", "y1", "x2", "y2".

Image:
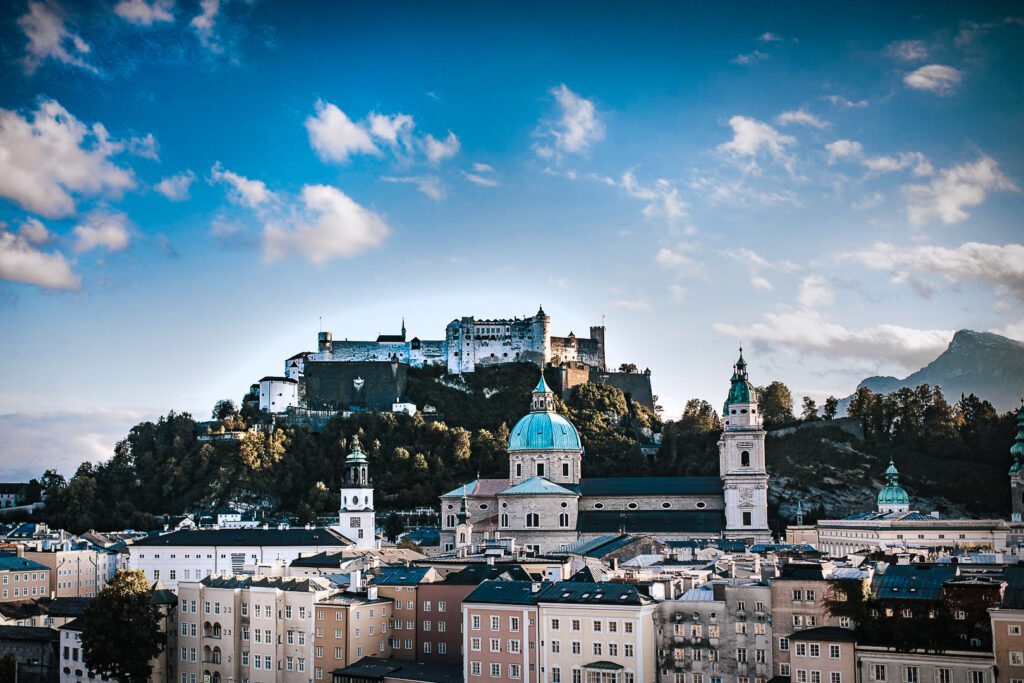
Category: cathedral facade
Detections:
[{"x1": 438, "y1": 351, "x2": 772, "y2": 554}]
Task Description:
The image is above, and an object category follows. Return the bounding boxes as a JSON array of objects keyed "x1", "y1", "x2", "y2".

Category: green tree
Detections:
[
  {"x1": 757, "y1": 381, "x2": 795, "y2": 425},
  {"x1": 239, "y1": 429, "x2": 288, "y2": 471},
  {"x1": 39, "y1": 469, "x2": 67, "y2": 498},
  {"x1": 212, "y1": 399, "x2": 238, "y2": 420},
  {"x1": 384, "y1": 513, "x2": 406, "y2": 542},
  {"x1": 823, "y1": 396, "x2": 839, "y2": 420},
  {"x1": 801, "y1": 396, "x2": 819, "y2": 421},
  {"x1": 82, "y1": 570, "x2": 166, "y2": 683},
  {"x1": 677, "y1": 399, "x2": 721, "y2": 434}
]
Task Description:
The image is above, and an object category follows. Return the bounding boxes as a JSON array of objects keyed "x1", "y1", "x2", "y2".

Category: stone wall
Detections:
[{"x1": 303, "y1": 361, "x2": 408, "y2": 411}]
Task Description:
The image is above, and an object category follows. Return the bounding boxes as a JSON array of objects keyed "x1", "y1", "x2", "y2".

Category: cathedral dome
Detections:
[
  {"x1": 508, "y1": 411, "x2": 582, "y2": 452},
  {"x1": 877, "y1": 459, "x2": 910, "y2": 509},
  {"x1": 508, "y1": 373, "x2": 582, "y2": 452}
]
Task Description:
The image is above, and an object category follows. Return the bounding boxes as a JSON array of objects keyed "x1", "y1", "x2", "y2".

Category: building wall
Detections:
[
  {"x1": 815, "y1": 521, "x2": 1009, "y2": 555},
  {"x1": 789, "y1": 635, "x2": 855, "y2": 683},
  {"x1": 313, "y1": 597, "x2": 393, "y2": 678},
  {"x1": 302, "y1": 361, "x2": 408, "y2": 412},
  {"x1": 379, "y1": 585, "x2": 418, "y2": 660},
  {"x1": 259, "y1": 378, "x2": 298, "y2": 413},
  {"x1": 856, "y1": 646, "x2": 995, "y2": 683},
  {"x1": 990, "y1": 608, "x2": 1024, "y2": 683},
  {"x1": 417, "y1": 583, "x2": 474, "y2": 663},
  {"x1": 0, "y1": 566, "x2": 49, "y2": 602},
  {"x1": 464, "y1": 603, "x2": 538, "y2": 683},
  {"x1": 539, "y1": 602, "x2": 658, "y2": 683},
  {"x1": 25, "y1": 549, "x2": 107, "y2": 598},
  {"x1": 446, "y1": 315, "x2": 549, "y2": 374},
  {"x1": 771, "y1": 578, "x2": 855, "y2": 679}
]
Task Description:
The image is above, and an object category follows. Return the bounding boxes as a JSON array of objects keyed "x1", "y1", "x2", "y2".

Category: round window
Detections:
[
  {"x1": 661, "y1": 502, "x2": 672, "y2": 509},
  {"x1": 627, "y1": 502, "x2": 638, "y2": 510},
  {"x1": 560, "y1": 502, "x2": 568, "y2": 508},
  {"x1": 594, "y1": 502, "x2": 605, "y2": 510},
  {"x1": 501, "y1": 502, "x2": 508, "y2": 509},
  {"x1": 696, "y1": 501, "x2": 707, "y2": 509},
  {"x1": 479, "y1": 504, "x2": 488, "y2": 510},
  {"x1": 446, "y1": 504, "x2": 453, "y2": 510}
]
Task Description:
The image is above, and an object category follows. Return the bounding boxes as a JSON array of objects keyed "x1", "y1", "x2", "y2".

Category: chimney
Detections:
[
  {"x1": 16, "y1": 545, "x2": 24, "y2": 558},
  {"x1": 348, "y1": 570, "x2": 362, "y2": 592},
  {"x1": 487, "y1": 556, "x2": 495, "y2": 566},
  {"x1": 531, "y1": 582, "x2": 541, "y2": 593},
  {"x1": 367, "y1": 586, "x2": 378, "y2": 600}
]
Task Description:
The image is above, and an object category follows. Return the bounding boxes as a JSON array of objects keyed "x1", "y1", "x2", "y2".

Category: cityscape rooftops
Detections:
[
  {"x1": 499, "y1": 476, "x2": 578, "y2": 496},
  {"x1": 130, "y1": 527, "x2": 353, "y2": 547},
  {"x1": 536, "y1": 580, "x2": 653, "y2": 606},
  {"x1": 0, "y1": 556, "x2": 48, "y2": 572},
  {"x1": 463, "y1": 579, "x2": 547, "y2": 605},
  {"x1": 198, "y1": 574, "x2": 335, "y2": 592},
  {"x1": 789, "y1": 626, "x2": 858, "y2": 642}
]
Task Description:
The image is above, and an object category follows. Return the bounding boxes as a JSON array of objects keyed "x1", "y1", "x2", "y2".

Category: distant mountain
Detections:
[{"x1": 856, "y1": 330, "x2": 1024, "y2": 412}]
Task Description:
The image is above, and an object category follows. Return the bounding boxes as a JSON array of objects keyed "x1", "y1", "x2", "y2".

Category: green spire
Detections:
[
  {"x1": 345, "y1": 435, "x2": 368, "y2": 464},
  {"x1": 877, "y1": 458, "x2": 910, "y2": 509},
  {"x1": 1010, "y1": 397, "x2": 1024, "y2": 473},
  {"x1": 723, "y1": 347, "x2": 757, "y2": 414}
]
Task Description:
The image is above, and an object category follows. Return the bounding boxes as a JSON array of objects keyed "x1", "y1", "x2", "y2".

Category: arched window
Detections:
[
  {"x1": 500, "y1": 514, "x2": 509, "y2": 528},
  {"x1": 741, "y1": 450, "x2": 750, "y2": 467},
  {"x1": 559, "y1": 513, "x2": 569, "y2": 527},
  {"x1": 458, "y1": 532, "x2": 466, "y2": 544},
  {"x1": 526, "y1": 513, "x2": 540, "y2": 528},
  {"x1": 445, "y1": 515, "x2": 455, "y2": 527}
]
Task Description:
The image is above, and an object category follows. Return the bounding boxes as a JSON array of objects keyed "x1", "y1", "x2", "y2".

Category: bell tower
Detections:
[
  {"x1": 336, "y1": 436, "x2": 376, "y2": 550},
  {"x1": 719, "y1": 349, "x2": 771, "y2": 543}
]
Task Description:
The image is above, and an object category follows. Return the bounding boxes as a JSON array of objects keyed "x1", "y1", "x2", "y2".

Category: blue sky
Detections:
[{"x1": 1, "y1": 1, "x2": 1022, "y2": 479}]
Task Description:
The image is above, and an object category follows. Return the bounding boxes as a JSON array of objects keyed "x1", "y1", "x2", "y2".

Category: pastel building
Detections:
[
  {"x1": 462, "y1": 581, "x2": 541, "y2": 683},
  {"x1": 0, "y1": 555, "x2": 50, "y2": 602}
]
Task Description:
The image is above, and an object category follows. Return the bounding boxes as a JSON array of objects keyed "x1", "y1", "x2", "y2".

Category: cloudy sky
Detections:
[{"x1": 1, "y1": 1, "x2": 1022, "y2": 479}]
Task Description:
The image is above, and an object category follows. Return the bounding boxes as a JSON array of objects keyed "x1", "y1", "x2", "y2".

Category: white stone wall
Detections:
[
  {"x1": 259, "y1": 379, "x2": 298, "y2": 413},
  {"x1": 720, "y1": 400, "x2": 770, "y2": 541},
  {"x1": 445, "y1": 315, "x2": 549, "y2": 374},
  {"x1": 337, "y1": 486, "x2": 375, "y2": 550}
]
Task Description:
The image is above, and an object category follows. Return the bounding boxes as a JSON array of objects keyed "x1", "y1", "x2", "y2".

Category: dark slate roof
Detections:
[
  {"x1": 567, "y1": 567, "x2": 600, "y2": 582},
  {"x1": 332, "y1": 657, "x2": 463, "y2": 683},
  {"x1": 569, "y1": 534, "x2": 640, "y2": 558},
  {"x1": 536, "y1": 581, "x2": 652, "y2": 606},
  {"x1": 48, "y1": 597, "x2": 91, "y2": 618},
  {"x1": 200, "y1": 575, "x2": 335, "y2": 592},
  {"x1": 1001, "y1": 566, "x2": 1024, "y2": 609},
  {"x1": 789, "y1": 627, "x2": 858, "y2": 642},
  {"x1": 151, "y1": 581, "x2": 178, "y2": 606},
  {"x1": 131, "y1": 527, "x2": 352, "y2": 547},
  {"x1": 580, "y1": 476, "x2": 723, "y2": 496},
  {"x1": 0, "y1": 599, "x2": 48, "y2": 621},
  {"x1": 374, "y1": 566, "x2": 432, "y2": 586},
  {"x1": 873, "y1": 564, "x2": 959, "y2": 601},
  {"x1": 464, "y1": 580, "x2": 546, "y2": 605},
  {"x1": 290, "y1": 551, "x2": 347, "y2": 568},
  {"x1": 0, "y1": 484, "x2": 25, "y2": 494},
  {"x1": 0, "y1": 625, "x2": 58, "y2": 642},
  {"x1": 442, "y1": 565, "x2": 533, "y2": 585},
  {"x1": 577, "y1": 510, "x2": 725, "y2": 534},
  {"x1": 776, "y1": 563, "x2": 830, "y2": 581},
  {"x1": 61, "y1": 617, "x2": 86, "y2": 633},
  {"x1": 0, "y1": 556, "x2": 48, "y2": 572}
]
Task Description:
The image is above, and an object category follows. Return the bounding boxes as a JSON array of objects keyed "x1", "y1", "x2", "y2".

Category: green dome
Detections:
[
  {"x1": 345, "y1": 437, "x2": 368, "y2": 464},
  {"x1": 508, "y1": 411, "x2": 582, "y2": 452},
  {"x1": 1010, "y1": 400, "x2": 1024, "y2": 472},
  {"x1": 723, "y1": 348, "x2": 757, "y2": 414},
  {"x1": 877, "y1": 459, "x2": 910, "y2": 508}
]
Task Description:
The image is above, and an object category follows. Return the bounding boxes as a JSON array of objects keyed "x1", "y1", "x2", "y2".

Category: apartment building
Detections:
[
  {"x1": 24, "y1": 542, "x2": 117, "y2": 598},
  {"x1": 0, "y1": 555, "x2": 50, "y2": 602},
  {"x1": 989, "y1": 566, "x2": 1024, "y2": 683},
  {"x1": 787, "y1": 627, "x2": 856, "y2": 683},
  {"x1": 857, "y1": 646, "x2": 995, "y2": 683},
  {"x1": 463, "y1": 580, "x2": 541, "y2": 683},
  {"x1": 313, "y1": 588, "x2": 393, "y2": 680},
  {"x1": 538, "y1": 581, "x2": 659, "y2": 683},
  {"x1": 374, "y1": 566, "x2": 438, "y2": 661},
  {"x1": 770, "y1": 563, "x2": 869, "y2": 680},
  {"x1": 176, "y1": 575, "x2": 336, "y2": 683},
  {"x1": 656, "y1": 580, "x2": 772, "y2": 683}
]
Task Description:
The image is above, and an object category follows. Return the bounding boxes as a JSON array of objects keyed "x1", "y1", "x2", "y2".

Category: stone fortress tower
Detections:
[
  {"x1": 335, "y1": 437, "x2": 376, "y2": 550},
  {"x1": 718, "y1": 349, "x2": 772, "y2": 543}
]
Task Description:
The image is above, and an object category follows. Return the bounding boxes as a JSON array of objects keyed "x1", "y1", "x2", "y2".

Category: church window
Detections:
[
  {"x1": 627, "y1": 502, "x2": 638, "y2": 510},
  {"x1": 559, "y1": 513, "x2": 570, "y2": 527},
  {"x1": 662, "y1": 502, "x2": 672, "y2": 509},
  {"x1": 562, "y1": 463, "x2": 570, "y2": 477},
  {"x1": 537, "y1": 463, "x2": 545, "y2": 477},
  {"x1": 479, "y1": 504, "x2": 488, "y2": 510},
  {"x1": 526, "y1": 513, "x2": 540, "y2": 528},
  {"x1": 741, "y1": 409, "x2": 747, "y2": 414},
  {"x1": 593, "y1": 503, "x2": 605, "y2": 510},
  {"x1": 560, "y1": 502, "x2": 568, "y2": 508},
  {"x1": 516, "y1": 463, "x2": 522, "y2": 478},
  {"x1": 731, "y1": 410, "x2": 737, "y2": 414},
  {"x1": 741, "y1": 451, "x2": 750, "y2": 467},
  {"x1": 501, "y1": 502, "x2": 508, "y2": 509},
  {"x1": 446, "y1": 515, "x2": 455, "y2": 527},
  {"x1": 743, "y1": 512, "x2": 752, "y2": 526},
  {"x1": 447, "y1": 504, "x2": 454, "y2": 510},
  {"x1": 500, "y1": 514, "x2": 509, "y2": 528},
  {"x1": 459, "y1": 533, "x2": 466, "y2": 544}
]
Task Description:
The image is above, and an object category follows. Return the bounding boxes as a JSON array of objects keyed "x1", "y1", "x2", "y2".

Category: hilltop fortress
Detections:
[{"x1": 254, "y1": 307, "x2": 651, "y2": 417}]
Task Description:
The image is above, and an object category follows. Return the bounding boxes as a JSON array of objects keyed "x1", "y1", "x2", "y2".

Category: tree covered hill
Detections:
[{"x1": 31, "y1": 363, "x2": 1017, "y2": 534}]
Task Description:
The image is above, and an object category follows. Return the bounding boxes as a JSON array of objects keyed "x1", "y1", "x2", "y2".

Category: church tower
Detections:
[
  {"x1": 719, "y1": 349, "x2": 771, "y2": 542},
  {"x1": 454, "y1": 486, "x2": 474, "y2": 550},
  {"x1": 1010, "y1": 399, "x2": 1024, "y2": 522},
  {"x1": 337, "y1": 436, "x2": 376, "y2": 550}
]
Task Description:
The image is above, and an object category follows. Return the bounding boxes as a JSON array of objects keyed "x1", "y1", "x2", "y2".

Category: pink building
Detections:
[{"x1": 462, "y1": 581, "x2": 542, "y2": 683}]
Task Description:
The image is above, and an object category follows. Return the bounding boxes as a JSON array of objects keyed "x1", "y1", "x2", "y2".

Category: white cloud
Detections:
[
  {"x1": 717, "y1": 116, "x2": 795, "y2": 171},
  {"x1": 776, "y1": 108, "x2": 828, "y2": 129},
  {"x1": 128, "y1": 132, "x2": 159, "y2": 160},
  {"x1": 608, "y1": 299, "x2": 651, "y2": 312},
  {"x1": 190, "y1": 0, "x2": 221, "y2": 51},
  {"x1": 381, "y1": 175, "x2": 446, "y2": 201},
  {"x1": 73, "y1": 212, "x2": 131, "y2": 253},
  {"x1": 422, "y1": 131, "x2": 460, "y2": 165},
  {"x1": 750, "y1": 276, "x2": 774, "y2": 291},
  {"x1": 472, "y1": 162, "x2": 494, "y2": 173},
  {"x1": 154, "y1": 170, "x2": 196, "y2": 201},
  {"x1": 723, "y1": 247, "x2": 799, "y2": 291},
  {"x1": 731, "y1": 50, "x2": 768, "y2": 65},
  {"x1": 19, "y1": 218, "x2": 52, "y2": 245},
  {"x1": 886, "y1": 39, "x2": 929, "y2": 61},
  {"x1": 991, "y1": 319, "x2": 1024, "y2": 342},
  {"x1": 538, "y1": 84, "x2": 604, "y2": 158},
  {"x1": 367, "y1": 112, "x2": 415, "y2": 151},
  {"x1": 824, "y1": 95, "x2": 869, "y2": 109},
  {"x1": 825, "y1": 139, "x2": 863, "y2": 164},
  {"x1": 210, "y1": 162, "x2": 275, "y2": 208},
  {"x1": 848, "y1": 241, "x2": 1024, "y2": 302},
  {"x1": 851, "y1": 192, "x2": 885, "y2": 211},
  {"x1": 17, "y1": 0, "x2": 96, "y2": 74},
  {"x1": 463, "y1": 172, "x2": 499, "y2": 187},
  {"x1": 903, "y1": 155, "x2": 1018, "y2": 226},
  {"x1": 714, "y1": 308, "x2": 953, "y2": 369},
  {"x1": 114, "y1": 0, "x2": 175, "y2": 25},
  {"x1": 758, "y1": 32, "x2": 783, "y2": 42},
  {"x1": 0, "y1": 227, "x2": 79, "y2": 289},
  {"x1": 0, "y1": 100, "x2": 135, "y2": 218},
  {"x1": 903, "y1": 64, "x2": 963, "y2": 96},
  {"x1": 621, "y1": 172, "x2": 690, "y2": 229},
  {"x1": 798, "y1": 274, "x2": 835, "y2": 308},
  {"x1": 655, "y1": 247, "x2": 697, "y2": 271},
  {"x1": 305, "y1": 100, "x2": 379, "y2": 164},
  {"x1": 262, "y1": 184, "x2": 390, "y2": 264}
]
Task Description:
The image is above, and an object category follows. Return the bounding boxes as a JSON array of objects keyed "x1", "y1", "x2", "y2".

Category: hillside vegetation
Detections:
[{"x1": 32, "y1": 364, "x2": 1016, "y2": 533}]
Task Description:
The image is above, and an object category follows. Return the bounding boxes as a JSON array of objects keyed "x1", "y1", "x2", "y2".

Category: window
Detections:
[
  {"x1": 906, "y1": 667, "x2": 919, "y2": 683},
  {"x1": 812, "y1": 673, "x2": 822, "y2": 683},
  {"x1": 829, "y1": 645, "x2": 841, "y2": 658},
  {"x1": 970, "y1": 673, "x2": 985, "y2": 683},
  {"x1": 563, "y1": 462, "x2": 570, "y2": 477},
  {"x1": 937, "y1": 670, "x2": 951, "y2": 683},
  {"x1": 490, "y1": 663, "x2": 501, "y2": 678},
  {"x1": 781, "y1": 665, "x2": 791, "y2": 677},
  {"x1": 795, "y1": 643, "x2": 807, "y2": 657},
  {"x1": 797, "y1": 671, "x2": 808, "y2": 683},
  {"x1": 471, "y1": 637, "x2": 481, "y2": 651},
  {"x1": 625, "y1": 622, "x2": 633, "y2": 634},
  {"x1": 810, "y1": 644, "x2": 820, "y2": 658},
  {"x1": 593, "y1": 620, "x2": 602, "y2": 632},
  {"x1": 741, "y1": 450, "x2": 750, "y2": 466},
  {"x1": 472, "y1": 615, "x2": 481, "y2": 630},
  {"x1": 508, "y1": 639, "x2": 521, "y2": 654},
  {"x1": 423, "y1": 642, "x2": 431, "y2": 654},
  {"x1": 509, "y1": 664, "x2": 521, "y2": 679},
  {"x1": 709, "y1": 625, "x2": 720, "y2": 639},
  {"x1": 526, "y1": 513, "x2": 540, "y2": 528},
  {"x1": 831, "y1": 675, "x2": 842, "y2": 683},
  {"x1": 736, "y1": 623, "x2": 747, "y2": 634},
  {"x1": 491, "y1": 616, "x2": 500, "y2": 631},
  {"x1": 537, "y1": 463, "x2": 545, "y2": 477},
  {"x1": 490, "y1": 638, "x2": 500, "y2": 653},
  {"x1": 471, "y1": 662, "x2": 482, "y2": 677},
  {"x1": 737, "y1": 648, "x2": 747, "y2": 663},
  {"x1": 552, "y1": 640, "x2": 560, "y2": 653},
  {"x1": 572, "y1": 641, "x2": 581, "y2": 655},
  {"x1": 873, "y1": 666, "x2": 887, "y2": 681},
  {"x1": 743, "y1": 511, "x2": 752, "y2": 526},
  {"x1": 572, "y1": 619, "x2": 581, "y2": 631},
  {"x1": 593, "y1": 643, "x2": 602, "y2": 656},
  {"x1": 1011, "y1": 625, "x2": 1023, "y2": 636},
  {"x1": 553, "y1": 668, "x2": 561, "y2": 683},
  {"x1": 793, "y1": 590, "x2": 803, "y2": 601},
  {"x1": 510, "y1": 616, "x2": 520, "y2": 632}
]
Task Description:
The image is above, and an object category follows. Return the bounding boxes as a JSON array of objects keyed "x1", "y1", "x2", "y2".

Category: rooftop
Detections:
[
  {"x1": 198, "y1": 575, "x2": 335, "y2": 592},
  {"x1": 0, "y1": 556, "x2": 49, "y2": 572},
  {"x1": 789, "y1": 626, "x2": 858, "y2": 643},
  {"x1": 580, "y1": 476, "x2": 723, "y2": 496},
  {"x1": 872, "y1": 564, "x2": 959, "y2": 601},
  {"x1": 131, "y1": 527, "x2": 352, "y2": 547},
  {"x1": 463, "y1": 579, "x2": 546, "y2": 605},
  {"x1": 331, "y1": 657, "x2": 463, "y2": 683},
  {"x1": 536, "y1": 580, "x2": 653, "y2": 606},
  {"x1": 499, "y1": 476, "x2": 578, "y2": 496},
  {"x1": 374, "y1": 566, "x2": 433, "y2": 586}
]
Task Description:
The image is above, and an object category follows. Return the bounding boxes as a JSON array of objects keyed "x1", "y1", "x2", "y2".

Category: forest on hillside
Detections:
[{"x1": 23, "y1": 363, "x2": 1018, "y2": 533}]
